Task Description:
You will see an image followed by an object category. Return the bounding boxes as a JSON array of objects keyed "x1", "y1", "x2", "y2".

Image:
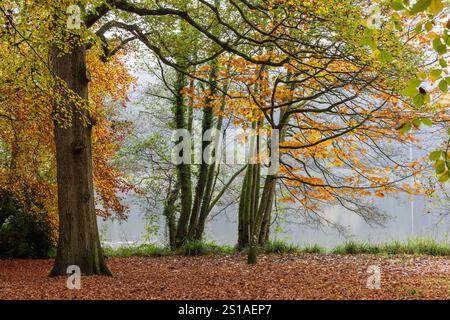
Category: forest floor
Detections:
[{"x1": 0, "y1": 254, "x2": 448, "y2": 299}]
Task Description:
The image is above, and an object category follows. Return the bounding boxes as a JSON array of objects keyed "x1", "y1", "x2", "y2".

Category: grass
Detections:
[
  {"x1": 331, "y1": 239, "x2": 450, "y2": 256},
  {"x1": 299, "y1": 244, "x2": 327, "y2": 254},
  {"x1": 103, "y1": 244, "x2": 172, "y2": 257},
  {"x1": 261, "y1": 241, "x2": 326, "y2": 254},
  {"x1": 103, "y1": 240, "x2": 235, "y2": 258},
  {"x1": 102, "y1": 238, "x2": 450, "y2": 258},
  {"x1": 261, "y1": 240, "x2": 302, "y2": 254},
  {"x1": 179, "y1": 240, "x2": 235, "y2": 256}
]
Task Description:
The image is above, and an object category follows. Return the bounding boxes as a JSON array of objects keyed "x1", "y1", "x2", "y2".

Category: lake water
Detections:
[
  {"x1": 98, "y1": 63, "x2": 450, "y2": 249},
  {"x1": 98, "y1": 191, "x2": 450, "y2": 249}
]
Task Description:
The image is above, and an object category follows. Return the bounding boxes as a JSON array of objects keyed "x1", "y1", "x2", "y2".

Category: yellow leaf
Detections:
[{"x1": 428, "y1": 0, "x2": 444, "y2": 15}]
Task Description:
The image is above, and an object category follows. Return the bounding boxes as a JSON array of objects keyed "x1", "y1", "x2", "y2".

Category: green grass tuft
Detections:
[
  {"x1": 179, "y1": 240, "x2": 235, "y2": 256},
  {"x1": 331, "y1": 238, "x2": 450, "y2": 256},
  {"x1": 103, "y1": 244, "x2": 171, "y2": 257},
  {"x1": 101, "y1": 238, "x2": 450, "y2": 258},
  {"x1": 262, "y1": 240, "x2": 301, "y2": 254},
  {"x1": 300, "y1": 244, "x2": 326, "y2": 254}
]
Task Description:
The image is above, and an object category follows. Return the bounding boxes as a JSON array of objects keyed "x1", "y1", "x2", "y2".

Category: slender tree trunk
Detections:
[
  {"x1": 174, "y1": 71, "x2": 192, "y2": 247},
  {"x1": 49, "y1": 43, "x2": 111, "y2": 276},
  {"x1": 247, "y1": 165, "x2": 261, "y2": 263},
  {"x1": 238, "y1": 165, "x2": 251, "y2": 248},
  {"x1": 195, "y1": 161, "x2": 216, "y2": 239},
  {"x1": 163, "y1": 182, "x2": 180, "y2": 249},
  {"x1": 247, "y1": 166, "x2": 259, "y2": 264},
  {"x1": 187, "y1": 78, "x2": 194, "y2": 133},
  {"x1": 237, "y1": 171, "x2": 246, "y2": 248},
  {"x1": 258, "y1": 178, "x2": 275, "y2": 245}
]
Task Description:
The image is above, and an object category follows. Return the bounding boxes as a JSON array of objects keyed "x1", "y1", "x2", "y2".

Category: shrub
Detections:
[{"x1": 0, "y1": 196, "x2": 54, "y2": 259}]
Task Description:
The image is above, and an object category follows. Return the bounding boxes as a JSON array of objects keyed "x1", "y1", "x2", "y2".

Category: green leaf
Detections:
[
  {"x1": 438, "y1": 171, "x2": 450, "y2": 183},
  {"x1": 421, "y1": 117, "x2": 433, "y2": 126},
  {"x1": 418, "y1": 71, "x2": 427, "y2": 80},
  {"x1": 425, "y1": 21, "x2": 433, "y2": 31},
  {"x1": 435, "y1": 160, "x2": 446, "y2": 174},
  {"x1": 380, "y1": 50, "x2": 393, "y2": 63},
  {"x1": 413, "y1": 93, "x2": 425, "y2": 107},
  {"x1": 402, "y1": 78, "x2": 421, "y2": 97},
  {"x1": 433, "y1": 38, "x2": 447, "y2": 55},
  {"x1": 402, "y1": 86, "x2": 418, "y2": 98},
  {"x1": 430, "y1": 150, "x2": 442, "y2": 161},
  {"x1": 443, "y1": 32, "x2": 450, "y2": 45},
  {"x1": 429, "y1": 69, "x2": 442, "y2": 81},
  {"x1": 439, "y1": 58, "x2": 447, "y2": 68},
  {"x1": 398, "y1": 122, "x2": 412, "y2": 133},
  {"x1": 408, "y1": 78, "x2": 422, "y2": 87},
  {"x1": 412, "y1": 118, "x2": 422, "y2": 128},
  {"x1": 414, "y1": 23, "x2": 422, "y2": 33},
  {"x1": 392, "y1": 0, "x2": 405, "y2": 10},
  {"x1": 439, "y1": 79, "x2": 448, "y2": 92},
  {"x1": 410, "y1": 0, "x2": 432, "y2": 14},
  {"x1": 394, "y1": 20, "x2": 403, "y2": 31}
]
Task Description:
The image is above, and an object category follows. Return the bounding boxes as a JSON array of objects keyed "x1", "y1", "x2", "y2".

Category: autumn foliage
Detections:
[{"x1": 0, "y1": 40, "x2": 135, "y2": 244}]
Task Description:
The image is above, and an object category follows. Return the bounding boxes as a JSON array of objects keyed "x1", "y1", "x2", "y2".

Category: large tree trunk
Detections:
[{"x1": 49, "y1": 44, "x2": 111, "y2": 276}]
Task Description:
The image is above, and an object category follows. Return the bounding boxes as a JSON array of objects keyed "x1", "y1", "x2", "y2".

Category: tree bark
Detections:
[
  {"x1": 188, "y1": 63, "x2": 217, "y2": 240},
  {"x1": 49, "y1": 43, "x2": 111, "y2": 276},
  {"x1": 258, "y1": 177, "x2": 275, "y2": 245},
  {"x1": 237, "y1": 165, "x2": 251, "y2": 248},
  {"x1": 163, "y1": 181, "x2": 180, "y2": 249},
  {"x1": 187, "y1": 104, "x2": 213, "y2": 239},
  {"x1": 174, "y1": 71, "x2": 193, "y2": 246}
]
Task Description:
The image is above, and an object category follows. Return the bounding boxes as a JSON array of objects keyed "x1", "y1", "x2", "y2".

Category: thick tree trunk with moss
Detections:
[
  {"x1": 187, "y1": 104, "x2": 214, "y2": 239},
  {"x1": 174, "y1": 71, "x2": 193, "y2": 247},
  {"x1": 49, "y1": 43, "x2": 111, "y2": 276},
  {"x1": 195, "y1": 92, "x2": 226, "y2": 240},
  {"x1": 238, "y1": 121, "x2": 263, "y2": 251},
  {"x1": 188, "y1": 62, "x2": 217, "y2": 240},
  {"x1": 195, "y1": 164, "x2": 214, "y2": 238}
]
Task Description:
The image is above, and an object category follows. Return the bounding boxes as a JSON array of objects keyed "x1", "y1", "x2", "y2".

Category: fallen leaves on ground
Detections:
[{"x1": 0, "y1": 254, "x2": 448, "y2": 299}]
